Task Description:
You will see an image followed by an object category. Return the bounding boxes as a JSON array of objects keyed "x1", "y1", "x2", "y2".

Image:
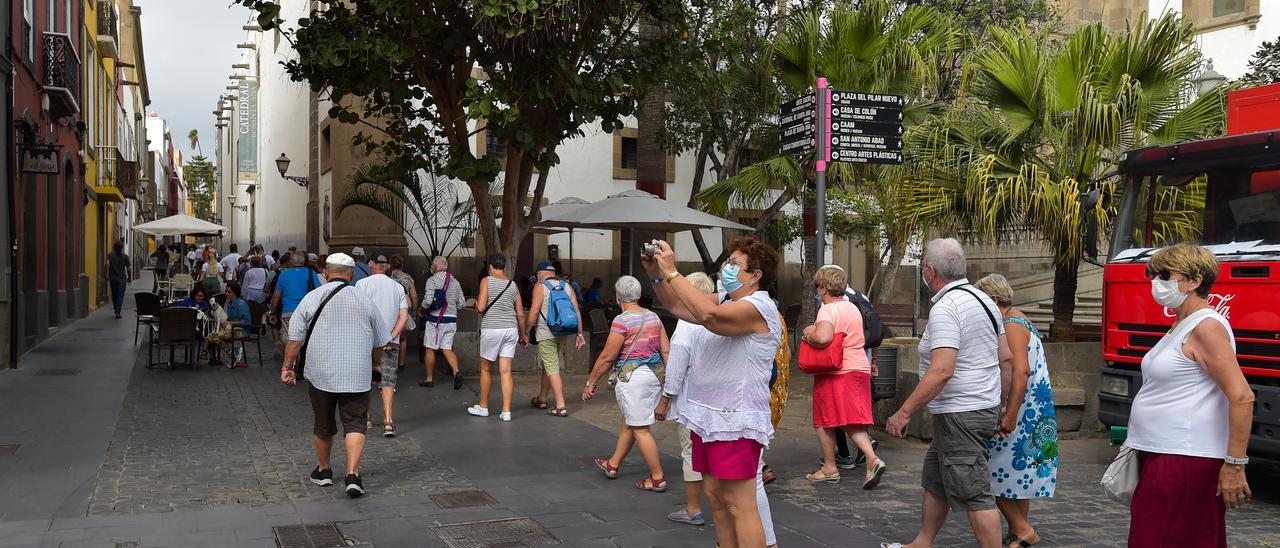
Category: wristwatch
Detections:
[
  {"x1": 1224, "y1": 455, "x2": 1249, "y2": 466},
  {"x1": 665, "y1": 271, "x2": 681, "y2": 283}
]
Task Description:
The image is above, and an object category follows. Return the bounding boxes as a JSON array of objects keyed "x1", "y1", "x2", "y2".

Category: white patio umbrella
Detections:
[
  {"x1": 132, "y1": 214, "x2": 227, "y2": 237},
  {"x1": 534, "y1": 197, "x2": 593, "y2": 271},
  {"x1": 571, "y1": 190, "x2": 752, "y2": 232}
]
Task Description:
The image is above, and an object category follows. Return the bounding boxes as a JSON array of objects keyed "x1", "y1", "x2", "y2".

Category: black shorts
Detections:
[{"x1": 308, "y1": 385, "x2": 370, "y2": 437}]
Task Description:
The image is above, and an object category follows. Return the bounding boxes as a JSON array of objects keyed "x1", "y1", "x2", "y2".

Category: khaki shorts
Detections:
[
  {"x1": 537, "y1": 338, "x2": 564, "y2": 374},
  {"x1": 921, "y1": 406, "x2": 999, "y2": 512},
  {"x1": 678, "y1": 423, "x2": 703, "y2": 483}
]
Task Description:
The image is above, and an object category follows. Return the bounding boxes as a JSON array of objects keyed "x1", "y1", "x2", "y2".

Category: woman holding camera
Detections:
[{"x1": 643, "y1": 237, "x2": 782, "y2": 548}]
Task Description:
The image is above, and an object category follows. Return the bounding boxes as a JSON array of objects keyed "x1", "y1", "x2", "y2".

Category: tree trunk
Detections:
[
  {"x1": 798, "y1": 191, "x2": 819, "y2": 330},
  {"x1": 1049, "y1": 255, "x2": 1080, "y2": 342},
  {"x1": 872, "y1": 233, "x2": 908, "y2": 305},
  {"x1": 688, "y1": 140, "x2": 717, "y2": 272}
]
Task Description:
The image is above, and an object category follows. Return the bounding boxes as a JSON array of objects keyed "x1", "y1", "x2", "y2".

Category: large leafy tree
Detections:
[
  {"x1": 234, "y1": 0, "x2": 683, "y2": 266},
  {"x1": 906, "y1": 14, "x2": 1223, "y2": 341},
  {"x1": 699, "y1": 0, "x2": 961, "y2": 321},
  {"x1": 183, "y1": 155, "x2": 216, "y2": 220},
  {"x1": 1239, "y1": 35, "x2": 1280, "y2": 86}
]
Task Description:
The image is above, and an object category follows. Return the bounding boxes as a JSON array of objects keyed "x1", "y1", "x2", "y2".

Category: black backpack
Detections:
[{"x1": 844, "y1": 288, "x2": 892, "y2": 349}]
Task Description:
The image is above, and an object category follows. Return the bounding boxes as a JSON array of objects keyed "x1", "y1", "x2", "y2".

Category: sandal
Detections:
[
  {"x1": 635, "y1": 476, "x2": 668, "y2": 492},
  {"x1": 863, "y1": 459, "x2": 886, "y2": 490},
  {"x1": 594, "y1": 457, "x2": 619, "y2": 479},
  {"x1": 805, "y1": 468, "x2": 841, "y2": 484},
  {"x1": 547, "y1": 407, "x2": 568, "y2": 417},
  {"x1": 530, "y1": 398, "x2": 549, "y2": 409},
  {"x1": 761, "y1": 465, "x2": 776, "y2": 486},
  {"x1": 1007, "y1": 532, "x2": 1040, "y2": 547}
]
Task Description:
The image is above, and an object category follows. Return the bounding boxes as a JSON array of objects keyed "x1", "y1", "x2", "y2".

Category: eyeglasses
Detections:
[{"x1": 1144, "y1": 266, "x2": 1172, "y2": 281}]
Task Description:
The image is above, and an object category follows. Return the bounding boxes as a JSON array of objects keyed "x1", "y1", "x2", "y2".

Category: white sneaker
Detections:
[
  {"x1": 499, "y1": 412, "x2": 512, "y2": 422},
  {"x1": 466, "y1": 405, "x2": 489, "y2": 417}
]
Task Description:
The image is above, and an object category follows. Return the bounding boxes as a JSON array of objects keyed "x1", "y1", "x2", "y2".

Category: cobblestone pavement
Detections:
[
  {"x1": 89, "y1": 349, "x2": 472, "y2": 515},
  {"x1": 567, "y1": 372, "x2": 1280, "y2": 547}
]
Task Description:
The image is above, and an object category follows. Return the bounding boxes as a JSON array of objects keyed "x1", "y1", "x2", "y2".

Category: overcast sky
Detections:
[{"x1": 137, "y1": 0, "x2": 252, "y2": 162}]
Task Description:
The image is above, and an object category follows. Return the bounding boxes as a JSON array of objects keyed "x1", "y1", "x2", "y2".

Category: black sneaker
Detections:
[
  {"x1": 309, "y1": 466, "x2": 333, "y2": 486},
  {"x1": 453, "y1": 372, "x2": 464, "y2": 390},
  {"x1": 345, "y1": 474, "x2": 364, "y2": 497}
]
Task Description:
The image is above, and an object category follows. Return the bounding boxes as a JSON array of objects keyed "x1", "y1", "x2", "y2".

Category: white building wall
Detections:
[{"x1": 1147, "y1": 0, "x2": 1278, "y2": 79}]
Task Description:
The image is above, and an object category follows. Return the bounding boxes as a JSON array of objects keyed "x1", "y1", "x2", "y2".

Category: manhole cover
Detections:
[
  {"x1": 272, "y1": 524, "x2": 348, "y2": 548},
  {"x1": 34, "y1": 368, "x2": 80, "y2": 376},
  {"x1": 0, "y1": 445, "x2": 18, "y2": 456},
  {"x1": 431, "y1": 490, "x2": 497, "y2": 509},
  {"x1": 432, "y1": 518, "x2": 559, "y2": 548}
]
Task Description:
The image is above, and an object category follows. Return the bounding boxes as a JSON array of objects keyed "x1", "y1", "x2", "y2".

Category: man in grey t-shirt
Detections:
[
  {"x1": 105, "y1": 241, "x2": 131, "y2": 319},
  {"x1": 883, "y1": 238, "x2": 1013, "y2": 548}
]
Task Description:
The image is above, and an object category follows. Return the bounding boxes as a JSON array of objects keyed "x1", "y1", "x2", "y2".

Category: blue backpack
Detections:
[{"x1": 542, "y1": 280, "x2": 579, "y2": 335}]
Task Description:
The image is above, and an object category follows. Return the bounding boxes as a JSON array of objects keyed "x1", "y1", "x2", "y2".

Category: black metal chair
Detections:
[
  {"x1": 149, "y1": 307, "x2": 200, "y2": 370},
  {"x1": 134, "y1": 292, "x2": 163, "y2": 346},
  {"x1": 588, "y1": 308, "x2": 611, "y2": 368},
  {"x1": 233, "y1": 300, "x2": 268, "y2": 367}
]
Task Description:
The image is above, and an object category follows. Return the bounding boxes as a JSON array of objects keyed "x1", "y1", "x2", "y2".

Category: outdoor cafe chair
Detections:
[
  {"x1": 233, "y1": 300, "x2": 269, "y2": 368},
  {"x1": 134, "y1": 292, "x2": 163, "y2": 346},
  {"x1": 149, "y1": 307, "x2": 200, "y2": 370}
]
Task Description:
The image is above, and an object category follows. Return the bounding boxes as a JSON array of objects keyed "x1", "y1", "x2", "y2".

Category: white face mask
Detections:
[{"x1": 1150, "y1": 278, "x2": 1188, "y2": 309}]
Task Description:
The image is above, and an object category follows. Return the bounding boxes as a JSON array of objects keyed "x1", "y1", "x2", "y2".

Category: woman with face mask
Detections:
[
  {"x1": 1125, "y1": 243, "x2": 1254, "y2": 548},
  {"x1": 642, "y1": 237, "x2": 782, "y2": 548}
]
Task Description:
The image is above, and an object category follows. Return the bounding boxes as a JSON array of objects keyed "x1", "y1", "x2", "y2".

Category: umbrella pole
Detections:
[{"x1": 568, "y1": 228, "x2": 574, "y2": 277}]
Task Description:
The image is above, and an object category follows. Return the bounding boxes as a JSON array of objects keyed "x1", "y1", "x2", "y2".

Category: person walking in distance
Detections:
[
  {"x1": 388, "y1": 255, "x2": 418, "y2": 370},
  {"x1": 356, "y1": 254, "x2": 411, "y2": 438},
  {"x1": 106, "y1": 240, "x2": 132, "y2": 319},
  {"x1": 280, "y1": 253, "x2": 393, "y2": 498},
  {"x1": 469, "y1": 254, "x2": 528, "y2": 422},
  {"x1": 883, "y1": 238, "x2": 1014, "y2": 548},
  {"x1": 268, "y1": 251, "x2": 324, "y2": 359},
  {"x1": 528, "y1": 261, "x2": 586, "y2": 417},
  {"x1": 420, "y1": 256, "x2": 466, "y2": 389},
  {"x1": 220, "y1": 243, "x2": 242, "y2": 284}
]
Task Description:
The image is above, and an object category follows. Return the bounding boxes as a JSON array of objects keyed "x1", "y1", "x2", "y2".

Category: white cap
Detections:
[
  {"x1": 351, "y1": 246, "x2": 366, "y2": 256},
  {"x1": 326, "y1": 252, "x2": 356, "y2": 267}
]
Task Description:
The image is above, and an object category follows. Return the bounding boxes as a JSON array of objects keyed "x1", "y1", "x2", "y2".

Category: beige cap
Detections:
[{"x1": 326, "y1": 252, "x2": 356, "y2": 267}]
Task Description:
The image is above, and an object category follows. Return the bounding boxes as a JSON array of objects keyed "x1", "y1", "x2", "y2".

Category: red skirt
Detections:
[
  {"x1": 1129, "y1": 451, "x2": 1227, "y2": 548},
  {"x1": 812, "y1": 371, "x2": 873, "y2": 428}
]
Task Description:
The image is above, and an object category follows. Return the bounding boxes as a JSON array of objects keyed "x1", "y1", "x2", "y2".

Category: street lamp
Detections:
[
  {"x1": 1194, "y1": 59, "x2": 1226, "y2": 98},
  {"x1": 228, "y1": 194, "x2": 247, "y2": 212},
  {"x1": 275, "y1": 153, "x2": 309, "y2": 187}
]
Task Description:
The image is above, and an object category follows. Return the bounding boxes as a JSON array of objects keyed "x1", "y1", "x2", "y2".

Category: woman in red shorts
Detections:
[{"x1": 802, "y1": 264, "x2": 885, "y2": 488}]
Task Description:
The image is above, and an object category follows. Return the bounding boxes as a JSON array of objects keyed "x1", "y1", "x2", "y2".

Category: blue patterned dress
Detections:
[{"x1": 986, "y1": 316, "x2": 1058, "y2": 499}]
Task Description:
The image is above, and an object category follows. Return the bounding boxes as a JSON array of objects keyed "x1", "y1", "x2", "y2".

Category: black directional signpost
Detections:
[{"x1": 777, "y1": 82, "x2": 905, "y2": 264}]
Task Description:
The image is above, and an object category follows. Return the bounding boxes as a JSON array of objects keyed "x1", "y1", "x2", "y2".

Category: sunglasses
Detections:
[{"x1": 1144, "y1": 266, "x2": 1172, "y2": 281}]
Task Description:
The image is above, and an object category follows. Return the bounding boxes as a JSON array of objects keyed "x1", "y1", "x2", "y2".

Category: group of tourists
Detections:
[{"x1": 136, "y1": 232, "x2": 1250, "y2": 547}]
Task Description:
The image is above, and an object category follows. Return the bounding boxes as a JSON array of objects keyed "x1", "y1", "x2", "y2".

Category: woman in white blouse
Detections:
[{"x1": 1125, "y1": 243, "x2": 1253, "y2": 547}]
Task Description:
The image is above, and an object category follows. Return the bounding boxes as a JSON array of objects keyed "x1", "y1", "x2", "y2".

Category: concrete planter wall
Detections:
[{"x1": 873, "y1": 340, "x2": 1107, "y2": 441}]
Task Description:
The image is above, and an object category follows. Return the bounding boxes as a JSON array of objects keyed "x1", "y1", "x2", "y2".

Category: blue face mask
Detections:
[{"x1": 720, "y1": 263, "x2": 743, "y2": 293}]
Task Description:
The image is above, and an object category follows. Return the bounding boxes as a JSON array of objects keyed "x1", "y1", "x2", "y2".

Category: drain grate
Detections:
[
  {"x1": 272, "y1": 524, "x2": 348, "y2": 548},
  {"x1": 431, "y1": 490, "x2": 497, "y2": 509},
  {"x1": 34, "y1": 368, "x2": 80, "y2": 376},
  {"x1": 114, "y1": 542, "x2": 139, "y2": 548},
  {"x1": 432, "y1": 517, "x2": 559, "y2": 548}
]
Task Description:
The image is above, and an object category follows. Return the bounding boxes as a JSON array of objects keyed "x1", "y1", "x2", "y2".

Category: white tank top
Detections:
[{"x1": 1125, "y1": 308, "x2": 1236, "y2": 459}]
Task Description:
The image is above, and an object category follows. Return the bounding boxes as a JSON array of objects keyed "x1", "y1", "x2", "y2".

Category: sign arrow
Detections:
[
  {"x1": 831, "y1": 120, "x2": 903, "y2": 137},
  {"x1": 830, "y1": 91, "x2": 905, "y2": 109},
  {"x1": 830, "y1": 148, "x2": 903, "y2": 164},
  {"x1": 831, "y1": 134, "x2": 903, "y2": 150},
  {"x1": 831, "y1": 105, "x2": 903, "y2": 123}
]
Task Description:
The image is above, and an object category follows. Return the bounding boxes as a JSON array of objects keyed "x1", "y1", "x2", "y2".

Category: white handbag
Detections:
[{"x1": 1100, "y1": 446, "x2": 1140, "y2": 504}]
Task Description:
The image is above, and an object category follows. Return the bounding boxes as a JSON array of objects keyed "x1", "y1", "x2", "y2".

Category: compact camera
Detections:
[{"x1": 641, "y1": 243, "x2": 659, "y2": 260}]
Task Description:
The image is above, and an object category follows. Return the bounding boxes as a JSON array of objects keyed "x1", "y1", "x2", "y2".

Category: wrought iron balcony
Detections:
[
  {"x1": 42, "y1": 32, "x2": 80, "y2": 119},
  {"x1": 97, "y1": 1, "x2": 119, "y2": 58}
]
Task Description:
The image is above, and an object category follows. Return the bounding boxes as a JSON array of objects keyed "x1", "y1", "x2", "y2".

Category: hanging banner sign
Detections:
[
  {"x1": 237, "y1": 81, "x2": 258, "y2": 178},
  {"x1": 20, "y1": 146, "x2": 60, "y2": 174}
]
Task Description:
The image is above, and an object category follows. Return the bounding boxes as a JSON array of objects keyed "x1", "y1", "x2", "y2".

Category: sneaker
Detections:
[
  {"x1": 818, "y1": 455, "x2": 858, "y2": 470},
  {"x1": 309, "y1": 466, "x2": 333, "y2": 486},
  {"x1": 453, "y1": 372, "x2": 464, "y2": 390},
  {"x1": 466, "y1": 405, "x2": 489, "y2": 417},
  {"x1": 233, "y1": 347, "x2": 245, "y2": 365},
  {"x1": 499, "y1": 411, "x2": 512, "y2": 422},
  {"x1": 667, "y1": 509, "x2": 706, "y2": 526},
  {"x1": 344, "y1": 474, "x2": 364, "y2": 497}
]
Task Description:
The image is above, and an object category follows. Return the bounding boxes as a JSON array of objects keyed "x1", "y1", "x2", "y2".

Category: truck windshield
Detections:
[{"x1": 1204, "y1": 170, "x2": 1280, "y2": 245}]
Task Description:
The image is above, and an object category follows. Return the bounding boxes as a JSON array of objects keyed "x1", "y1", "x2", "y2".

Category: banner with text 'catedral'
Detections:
[{"x1": 237, "y1": 81, "x2": 258, "y2": 180}]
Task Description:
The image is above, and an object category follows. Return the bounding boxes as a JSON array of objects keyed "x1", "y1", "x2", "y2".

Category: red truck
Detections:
[{"x1": 1099, "y1": 83, "x2": 1280, "y2": 458}]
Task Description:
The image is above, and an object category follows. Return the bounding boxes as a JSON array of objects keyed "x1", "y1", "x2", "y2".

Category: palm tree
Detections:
[
  {"x1": 187, "y1": 129, "x2": 201, "y2": 155},
  {"x1": 906, "y1": 13, "x2": 1223, "y2": 341},
  {"x1": 337, "y1": 165, "x2": 479, "y2": 260},
  {"x1": 699, "y1": 0, "x2": 961, "y2": 321}
]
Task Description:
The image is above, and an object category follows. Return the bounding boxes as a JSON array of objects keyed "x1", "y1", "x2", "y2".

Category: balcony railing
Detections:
[
  {"x1": 42, "y1": 32, "x2": 80, "y2": 118},
  {"x1": 97, "y1": 1, "x2": 119, "y2": 58}
]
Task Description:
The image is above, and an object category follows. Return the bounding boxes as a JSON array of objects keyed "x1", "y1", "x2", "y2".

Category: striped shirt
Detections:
[
  {"x1": 479, "y1": 277, "x2": 518, "y2": 330},
  {"x1": 610, "y1": 309, "x2": 663, "y2": 382},
  {"x1": 918, "y1": 278, "x2": 1004, "y2": 414},
  {"x1": 423, "y1": 271, "x2": 466, "y2": 319}
]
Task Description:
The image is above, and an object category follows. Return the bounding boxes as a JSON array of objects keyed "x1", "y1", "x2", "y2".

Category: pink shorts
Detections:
[{"x1": 690, "y1": 432, "x2": 764, "y2": 480}]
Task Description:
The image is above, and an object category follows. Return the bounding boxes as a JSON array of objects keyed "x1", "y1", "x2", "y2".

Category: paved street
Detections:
[{"x1": 0, "y1": 276, "x2": 1278, "y2": 547}]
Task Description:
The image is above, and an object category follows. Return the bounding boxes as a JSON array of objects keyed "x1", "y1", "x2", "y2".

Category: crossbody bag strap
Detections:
[
  {"x1": 947, "y1": 285, "x2": 999, "y2": 336},
  {"x1": 617, "y1": 314, "x2": 649, "y2": 369},
  {"x1": 298, "y1": 283, "x2": 350, "y2": 371},
  {"x1": 479, "y1": 280, "x2": 512, "y2": 316}
]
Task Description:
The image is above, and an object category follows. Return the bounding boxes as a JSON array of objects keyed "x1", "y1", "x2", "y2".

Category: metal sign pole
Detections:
[{"x1": 815, "y1": 78, "x2": 829, "y2": 267}]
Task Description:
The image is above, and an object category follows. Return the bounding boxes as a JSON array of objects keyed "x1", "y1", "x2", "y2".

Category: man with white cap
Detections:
[
  {"x1": 350, "y1": 247, "x2": 371, "y2": 282},
  {"x1": 356, "y1": 254, "x2": 410, "y2": 437},
  {"x1": 281, "y1": 252, "x2": 394, "y2": 498}
]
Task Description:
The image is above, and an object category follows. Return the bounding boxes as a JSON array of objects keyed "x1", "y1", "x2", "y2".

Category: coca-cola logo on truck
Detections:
[{"x1": 1163, "y1": 293, "x2": 1235, "y2": 319}]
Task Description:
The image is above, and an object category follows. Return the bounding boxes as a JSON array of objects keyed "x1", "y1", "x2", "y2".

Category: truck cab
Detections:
[{"x1": 1098, "y1": 84, "x2": 1280, "y2": 458}]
